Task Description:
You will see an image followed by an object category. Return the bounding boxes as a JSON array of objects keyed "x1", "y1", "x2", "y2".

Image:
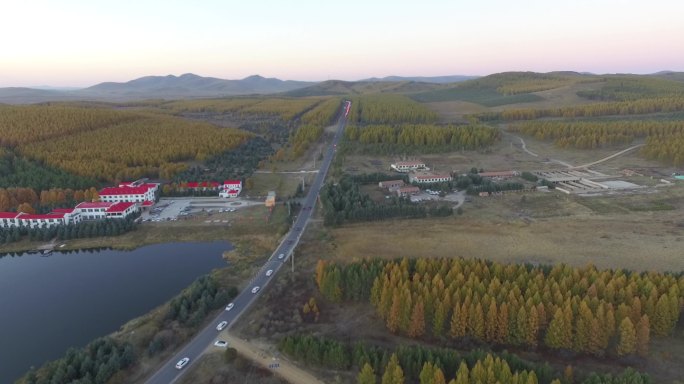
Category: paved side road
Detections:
[{"x1": 223, "y1": 333, "x2": 325, "y2": 384}]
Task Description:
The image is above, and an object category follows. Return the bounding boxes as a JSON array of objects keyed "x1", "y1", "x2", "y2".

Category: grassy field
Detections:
[{"x1": 324, "y1": 187, "x2": 684, "y2": 272}]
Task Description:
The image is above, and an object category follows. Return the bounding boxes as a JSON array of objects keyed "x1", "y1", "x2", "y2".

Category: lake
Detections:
[{"x1": 0, "y1": 241, "x2": 231, "y2": 383}]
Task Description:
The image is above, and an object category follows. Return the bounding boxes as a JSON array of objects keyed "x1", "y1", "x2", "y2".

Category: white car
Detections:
[
  {"x1": 216, "y1": 321, "x2": 228, "y2": 331},
  {"x1": 251, "y1": 286, "x2": 260, "y2": 294},
  {"x1": 214, "y1": 340, "x2": 228, "y2": 347},
  {"x1": 277, "y1": 253, "x2": 285, "y2": 260},
  {"x1": 175, "y1": 357, "x2": 190, "y2": 369},
  {"x1": 266, "y1": 269, "x2": 274, "y2": 277},
  {"x1": 225, "y1": 303, "x2": 234, "y2": 311}
]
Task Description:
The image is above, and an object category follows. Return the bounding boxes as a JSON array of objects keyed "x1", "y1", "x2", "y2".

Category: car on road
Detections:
[
  {"x1": 214, "y1": 340, "x2": 228, "y2": 347},
  {"x1": 225, "y1": 303, "x2": 234, "y2": 311},
  {"x1": 266, "y1": 269, "x2": 273, "y2": 276},
  {"x1": 277, "y1": 253, "x2": 285, "y2": 260},
  {"x1": 216, "y1": 321, "x2": 228, "y2": 331},
  {"x1": 175, "y1": 357, "x2": 190, "y2": 369},
  {"x1": 251, "y1": 286, "x2": 260, "y2": 294}
]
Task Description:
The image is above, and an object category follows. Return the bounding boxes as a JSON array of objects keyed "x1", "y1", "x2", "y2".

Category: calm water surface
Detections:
[{"x1": 0, "y1": 241, "x2": 231, "y2": 383}]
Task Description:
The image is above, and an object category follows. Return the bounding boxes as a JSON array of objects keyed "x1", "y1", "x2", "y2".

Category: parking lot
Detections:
[
  {"x1": 409, "y1": 190, "x2": 466, "y2": 208},
  {"x1": 142, "y1": 197, "x2": 261, "y2": 222}
]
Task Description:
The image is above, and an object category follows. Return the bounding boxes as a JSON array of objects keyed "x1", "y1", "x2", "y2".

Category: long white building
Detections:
[
  {"x1": 0, "y1": 201, "x2": 139, "y2": 229},
  {"x1": 99, "y1": 183, "x2": 158, "y2": 204}
]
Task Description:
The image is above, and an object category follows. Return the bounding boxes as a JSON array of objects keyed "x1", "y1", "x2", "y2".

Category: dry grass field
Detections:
[{"x1": 324, "y1": 188, "x2": 684, "y2": 273}]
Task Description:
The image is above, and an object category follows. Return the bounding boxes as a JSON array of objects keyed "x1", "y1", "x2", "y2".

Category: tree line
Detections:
[
  {"x1": 0, "y1": 148, "x2": 97, "y2": 192},
  {"x1": 347, "y1": 95, "x2": 439, "y2": 125},
  {"x1": 300, "y1": 98, "x2": 343, "y2": 126},
  {"x1": 0, "y1": 217, "x2": 139, "y2": 245},
  {"x1": 575, "y1": 76, "x2": 684, "y2": 101},
  {"x1": 20, "y1": 337, "x2": 135, "y2": 384},
  {"x1": 315, "y1": 258, "x2": 683, "y2": 358},
  {"x1": 344, "y1": 124, "x2": 499, "y2": 153},
  {"x1": 0, "y1": 186, "x2": 99, "y2": 212},
  {"x1": 279, "y1": 333, "x2": 651, "y2": 384},
  {"x1": 147, "y1": 275, "x2": 238, "y2": 356},
  {"x1": 476, "y1": 97, "x2": 684, "y2": 121},
  {"x1": 162, "y1": 97, "x2": 324, "y2": 121},
  {"x1": 279, "y1": 334, "x2": 559, "y2": 383}
]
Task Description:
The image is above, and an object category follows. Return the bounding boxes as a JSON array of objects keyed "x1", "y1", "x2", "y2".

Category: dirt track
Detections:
[{"x1": 223, "y1": 333, "x2": 324, "y2": 384}]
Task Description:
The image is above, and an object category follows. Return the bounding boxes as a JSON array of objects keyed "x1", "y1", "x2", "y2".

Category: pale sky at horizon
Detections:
[{"x1": 2, "y1": 0, "x2": 683, "y2": 87}]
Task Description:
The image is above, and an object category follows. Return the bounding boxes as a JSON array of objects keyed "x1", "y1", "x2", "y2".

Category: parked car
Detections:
[
  {"x1": 175, "y1": 357, "x2": 190, "y2": 369},
  {"x1": 216, "y1": 321, "x2": 228, "y2": 331},
  {"x1": 277, "y1": 253, "x2": 285, "y2": 260},
  {"x1": 225, "y1": 303, "x2": 234, "y2": 311},
  {"x1": 266, "y1": 269, "x2": 274, "y2": 276},
  {"x1": 214, "y1": 340, "x2": 228, "y2": 347},
  {"x1": 251, "y1": 286, "x2": 260, "y2": 294}
]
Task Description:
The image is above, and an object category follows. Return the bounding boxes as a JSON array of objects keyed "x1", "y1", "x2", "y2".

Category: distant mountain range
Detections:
[
  {"x1": 2, "y1": 71, "x2": 682, "y2": 104},
  {"x1": 0, "y1": 74, "x2": 314, "y2": 104},
  {"x1": 0, "y1": 73, "x2": 479, "y2": 104}
]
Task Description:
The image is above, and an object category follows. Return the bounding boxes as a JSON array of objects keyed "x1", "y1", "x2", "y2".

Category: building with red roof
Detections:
[
  {"x1": 219, "y1": 180, "x2": 242, "y2": 197},
  {"x1": 409, "y1": 172, "x2": 453, "y2": 184},
  {"x1": 99, "y1": 184, "x2": 156, "y2": 203},
  {"x1": 219, "y1": 189, "x2": 240, "y2": 198},
  {"x1": 222, "y1": 180, "x2": 242, "y2": 191},
  {"x1": 17, "y1": 213, "x2": 68, "y2": 228},
  {"x1": 391, "y1": 161, "x2": 429, "y2": 173},
  {"x1": 104, "y1": 202, "x2": 138, "y2": 219},
  {"x1": 0, "y1": 212, "x2": 22, "y2": 228},
  {"x1": 75, "y1": 201, "x2": 138, "y2": 220},
  {"x1": 183, "y1": 181, "x2": 221, "y2": 190}
]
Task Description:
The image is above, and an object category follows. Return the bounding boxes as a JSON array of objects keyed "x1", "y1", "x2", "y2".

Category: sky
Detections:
[{"x1": 2, "y1": 0, "x2": 684, "y2": 87}]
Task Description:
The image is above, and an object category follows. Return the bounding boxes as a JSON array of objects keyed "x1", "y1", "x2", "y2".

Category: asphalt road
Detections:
[{"x1": 144, "y1": 101, "x2": 350, "y2": 384}]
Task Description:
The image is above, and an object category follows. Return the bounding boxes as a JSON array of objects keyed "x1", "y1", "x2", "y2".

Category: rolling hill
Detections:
[{"x1": 0, "y1": 74, "x2": 314, "y2": 104}]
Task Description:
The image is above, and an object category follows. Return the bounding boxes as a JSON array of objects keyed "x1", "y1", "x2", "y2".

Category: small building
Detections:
[
  {"x1": 378, "y1": 180, "x2": 405, "y2": 189},
  {"x1": 478, "y1": 170, "x2": 519, "y2": 179},
  {"x1": 390, "y1": 161, "x2": 428, "y2": 173},
  {"x1": 75, "y1": 201, "x2": 138, "y2": 220},
  {"x1": 396, "y1": 186, "x2": 421, "y2": 197},
  {"x1": 51, "y1": 208, "x2": 83, "y2": 225},
  {"x1": 219, "y1": 189, "x2": 240, "y2": 198},
  {"x1": 183, "y1": 181, "x2": 220, "y2": 191},
  {"x1": 219, "y1": 180, "x2": 242, "y2": 197},
  {"x1": 104, "y1": 202, "x2": 139, "y2": 219},
  {"x1": 265, "y1": 191, "x2": 276, "y2": 208},
  {"x1": 76, "y1": 202, "x2": 116, "y2": 220},
  {"x1": 409, "y1": 172, "x2": 453, "y2": 184},
  {"x1": 222, "y1": 180, "x2": 243, "y2": 191}
]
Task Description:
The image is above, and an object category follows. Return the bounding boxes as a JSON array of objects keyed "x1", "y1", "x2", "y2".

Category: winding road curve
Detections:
[{"x1": 508, "y1": 131, "x2": 644, "y2": 169}]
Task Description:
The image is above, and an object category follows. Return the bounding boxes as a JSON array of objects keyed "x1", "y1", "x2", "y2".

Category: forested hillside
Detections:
[{"x1": 0, "y1": 105, "x2": 252, "y2": 182}]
